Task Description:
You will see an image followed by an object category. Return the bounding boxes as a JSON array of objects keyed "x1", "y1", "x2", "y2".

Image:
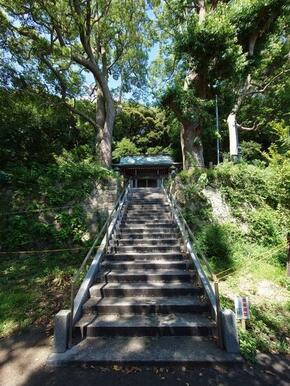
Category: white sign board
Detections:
[{"x1": 235, "y1": 296, "x2": 250, "y2": 320}]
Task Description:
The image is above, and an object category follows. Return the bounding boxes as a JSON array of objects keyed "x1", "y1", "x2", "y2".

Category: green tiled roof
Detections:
[{"x1": 118, "y1": 155, "x2": 174, "y2": 166}]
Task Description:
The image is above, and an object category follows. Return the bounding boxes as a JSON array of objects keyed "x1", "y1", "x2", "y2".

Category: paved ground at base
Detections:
[{"x1": 0, "y1": 327, "x2": 289, "y2": 386}]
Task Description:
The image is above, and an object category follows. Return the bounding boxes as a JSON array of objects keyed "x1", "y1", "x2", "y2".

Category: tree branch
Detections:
[
  {"x1": 40, "y1": 55, "x2": 67, "y2": 99},
  {"x1": 107, "y1": 39, "x2": 128, "y2": 72},
  {"x1": 236, "y1": 122, "x2": 261, "y2": 131},
  {"x1": 66, "y1": 102, "x2": 99, "y2": 129},
  {"x1": 92, "y1": 0, "x2": 112, "y2": 25},
  {"x1": 248, "y1": 69, "x2": 290, "y2": 95}
]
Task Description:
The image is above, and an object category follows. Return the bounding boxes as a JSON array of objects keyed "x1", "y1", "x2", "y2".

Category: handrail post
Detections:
[
  {"x1": 69, "y1": 283, "x2": 74, "y2": 348},
  {"x1": 214, "y1": 280, "x2": 223, "y2": 349}
]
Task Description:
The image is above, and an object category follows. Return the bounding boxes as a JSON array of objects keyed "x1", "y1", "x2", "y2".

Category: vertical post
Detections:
[
  {"x1": 215, "y1": 94, "x2": 220, "y2": 165},
  {"x1": 241, "y1": 319, "x2": 246, "y2": 330},
  {"x1": 214, "y1": 281, "x2": 223, "y2": 349},
  {"x1": 105, "y1": 208, "x2": 109, "y2": 252},
  {"x1": 287, "y1": 232, "x2": 290, "y2": 277}
]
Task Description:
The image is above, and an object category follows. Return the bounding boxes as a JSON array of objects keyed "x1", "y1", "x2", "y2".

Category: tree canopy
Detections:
[{"x1": 0, "y1": 0, "x2": 154, "y2": 166}]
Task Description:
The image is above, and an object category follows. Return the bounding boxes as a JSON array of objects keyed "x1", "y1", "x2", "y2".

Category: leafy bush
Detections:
[
  {"x1": 112, "y1": 138, "x2": 141, "y2": 161},
  {"x1": 195, "y1": 223, "x2": 235, "y2": 272},
  {"x1": 248, "y1": 207, "x2": 287, "y2": 249},
  {"x1": 240, "y1": 140, "x2": 262, "y2": 162},
  {"x1": 0, "y1": 147, "x2": 115, "y2": 251},
  {"x1": 239, "y1": 329, "x2": 257, "y2": 362}
]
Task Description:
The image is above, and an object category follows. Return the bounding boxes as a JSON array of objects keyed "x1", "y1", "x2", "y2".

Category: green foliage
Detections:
[
  {"x1": 113, "y1": 102, "x2": 181, "y2": 160},
  {"x1": 196, "y1": 223, "x2": 235, "y2": 272},
  {"x1": 238, "y1": 329, "x2": 257, "y2": 362},
  {"x1": 0, "y1": 0, "x2": 153, "y2": 102},
  {"x1": 0, "y1": 146, "x2": 114, "y2": 251},
  {"x1": 176, "y1": 5, "x2": 246, "y2": 79},
  {"x1": 240, "y1": 140, "x2": 262, "y2": 162},
  {"x1": 112, "y1": 138, "x2": 141, "y2": 161},
  {"x1": 0, "y1": 139, "x2": 116, "y2": 337},
  {"x1": 237, "y1": 301, "x2": 290, "y2": 362},
  {"x1": 0, "y1": 88, "x2": 78, "y2": 166},
  {"x1": 248, "y1": 207, "x2": 286, "y2": 250},
  {"x1": 0, "y1": 251, "x2": 81, "y2": 337}
]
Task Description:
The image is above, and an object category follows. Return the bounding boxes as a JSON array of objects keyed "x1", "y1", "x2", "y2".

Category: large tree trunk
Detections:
[
  {"x1": 94, "y1": 84, "x2": 115, "y2": 168},
  {"x1": 180, "y1": 120, "x2": 205, "y2": 169},
  {"x1": 166, "y1": 98, "x2": 205, "y2": 169}
]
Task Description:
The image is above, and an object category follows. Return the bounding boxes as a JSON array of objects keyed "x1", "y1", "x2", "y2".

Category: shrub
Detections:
[
  {"x1": 112, "y1": 138, "x2": 140, "y2": 161},
  {"x1": 248, "y1": 207, "x2": 287, "y2": 248},
  {"x1": 195, "y1": 223, "x2": 235, "y2": 272},
  {"x1": 240, "y1": 140, "x2": 262, "y2": 162}
]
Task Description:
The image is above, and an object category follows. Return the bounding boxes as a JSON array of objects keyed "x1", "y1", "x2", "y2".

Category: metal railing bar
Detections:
[
  {"x1": 162, "y1": 182, "x2": 218, "y2": 305},
  {"x1": 68, "y1": 180, "x2": 131, "y2": 347},
  {"x1": 166, "y1": 188, "x2": 216, "y2": 281}
]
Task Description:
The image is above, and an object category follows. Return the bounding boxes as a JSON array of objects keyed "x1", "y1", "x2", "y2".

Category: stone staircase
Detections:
[{"x1": 49, "y1": 188, "x2": 241, "y2": 365}]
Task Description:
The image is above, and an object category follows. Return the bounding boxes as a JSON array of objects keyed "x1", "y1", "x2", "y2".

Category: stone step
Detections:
[
  {"x1": 104, "y1": 253, "x2": 185, "y2": 261},
  {"x1": 122, "y1": 219, "x2": 174, "y2": 224},
  {"x1": 90, "y1": 282, "x2": 202, "y2": 297},
  {"x1": 124, "y1": 214, "x2": 171, "y2": 220},
  {"x1": 82, "y1": 296, "x2": 209, "y2": 315},
  {"x1": 48, "y1": 336, "x2": 242, "y2": 366},
  {"x1": 129, "y1": 197, "x2": 167, "y2": 201},
  {"x1": 76, "y1": 313, "x2": 215, "y2": 337},
  {"x1": 113, "y1": 239, "x2": 180, "y2": 246},
  {"x1": 101, "y1": 260, "x2": 189, "y2": 270},
  {"x1": 115, "y1": 232, "x2": 179, "y2": 239},
  {"x1": 125, "y1": 210, "x2": 172, "y2": 216},
  {"x1": 128, "y1": 202, "x2": 168, "y2": 207},
  {"x1": 97, "y1": 269, "x2": 194, "y2": 283},
  {"x1": 121, "y1": 223, "x2": 177, "y2": 229},
  {"x1": 118, "y1": 228, "x2": 177, "y2": 235},
  {"x1": 114, "y1": 245, "x2": 181, "y2": 253},
  {"x1": 129, "y1": 195, "x2": 166, "y2": 200},
  {"x1": 127, "y1": 204, "x2": 170, "y2": 210}
]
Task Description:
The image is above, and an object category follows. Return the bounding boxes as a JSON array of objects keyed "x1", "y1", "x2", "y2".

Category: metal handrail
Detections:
[
  {"x1": 162, "y1": 181, "x2": 223, "y2": 348},
  {"x1": 68, "y1": 180, "x2": 131, "y2": 346},
  {"x1": 167, "y1": 189, "x2": 217, "y2": 282}
]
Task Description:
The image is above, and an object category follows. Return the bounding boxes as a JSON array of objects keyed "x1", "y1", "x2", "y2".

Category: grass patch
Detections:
[{"x1": 0, "y1": 251, "x2": 82, "y2": 337}]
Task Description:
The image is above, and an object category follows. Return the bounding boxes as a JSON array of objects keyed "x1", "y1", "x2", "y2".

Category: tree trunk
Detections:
[
  {"x1": 180, "y1": 120, "x2": 205, "y2": 169},
  {"x1": 227, "y1": 111, "x2": 239, "y2": 160},
  {"x1": 95, "y1": 85, "x2": 115, "y2": 168},
  {"x1": 166, "y1": 98, "x2": 205, "y2": 169}
]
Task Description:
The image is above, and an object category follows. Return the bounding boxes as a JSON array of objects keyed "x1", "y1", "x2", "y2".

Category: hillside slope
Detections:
[{"x1": 172, "y1": 160, "x2": 290, "y2": 361}]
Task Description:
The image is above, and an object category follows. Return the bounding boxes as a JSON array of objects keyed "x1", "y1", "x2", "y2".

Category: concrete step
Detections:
[
  {"x1": 118, "y1": 228, "x2": 178, "y2": 235},
  {"x1": 48, "y1": 336, "x2": 242, "y2": 365},
  {"x1": 122, "y1": 219, "x2": 174, "y2": 225},
  {"x1": 128, "y1": 201, "x2": 168, "y2": 205},
  {"x1": 104, "y1": 253, "x2": 185, "y2": 261},
  {"x1": 113, "y1": 239, "x2": 180, "y2": 246},
  {"x1": 89, "y1": 282, "x2": 202, "y2": 297},
  {"x1": 115, "y1": 232, "x2": 179, "y2": 239},
  {"x1": 124, "y1": 214, "x2": 171, "y2": 220},
  {"x1": 82, "y1": 296, "x2": 209, "y2": 315},
  {"x1": 76, "y1": 313, "x2": 215, "y2": 337},
  {"x1": 101, "y1": 260, "x2": 189, "y2": 270},
  {"x1": 114, "y1": 245, "x2": 181, "y2": 253},
  {"x1": 127, "y1": 204, "x2": 170, "y2": 210},
  {"x1": 97, "y1": 269, "x2": 194, "y2": 283},
  {"x1": 125, "y1": 210, "x2": 170, "y2": 214},
  {"x1": 129, "y1": 196, "x2": 166, "y2": 200},
  {"x1": 121, "y1": 223, "x2": 177, "y2": 229}
]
